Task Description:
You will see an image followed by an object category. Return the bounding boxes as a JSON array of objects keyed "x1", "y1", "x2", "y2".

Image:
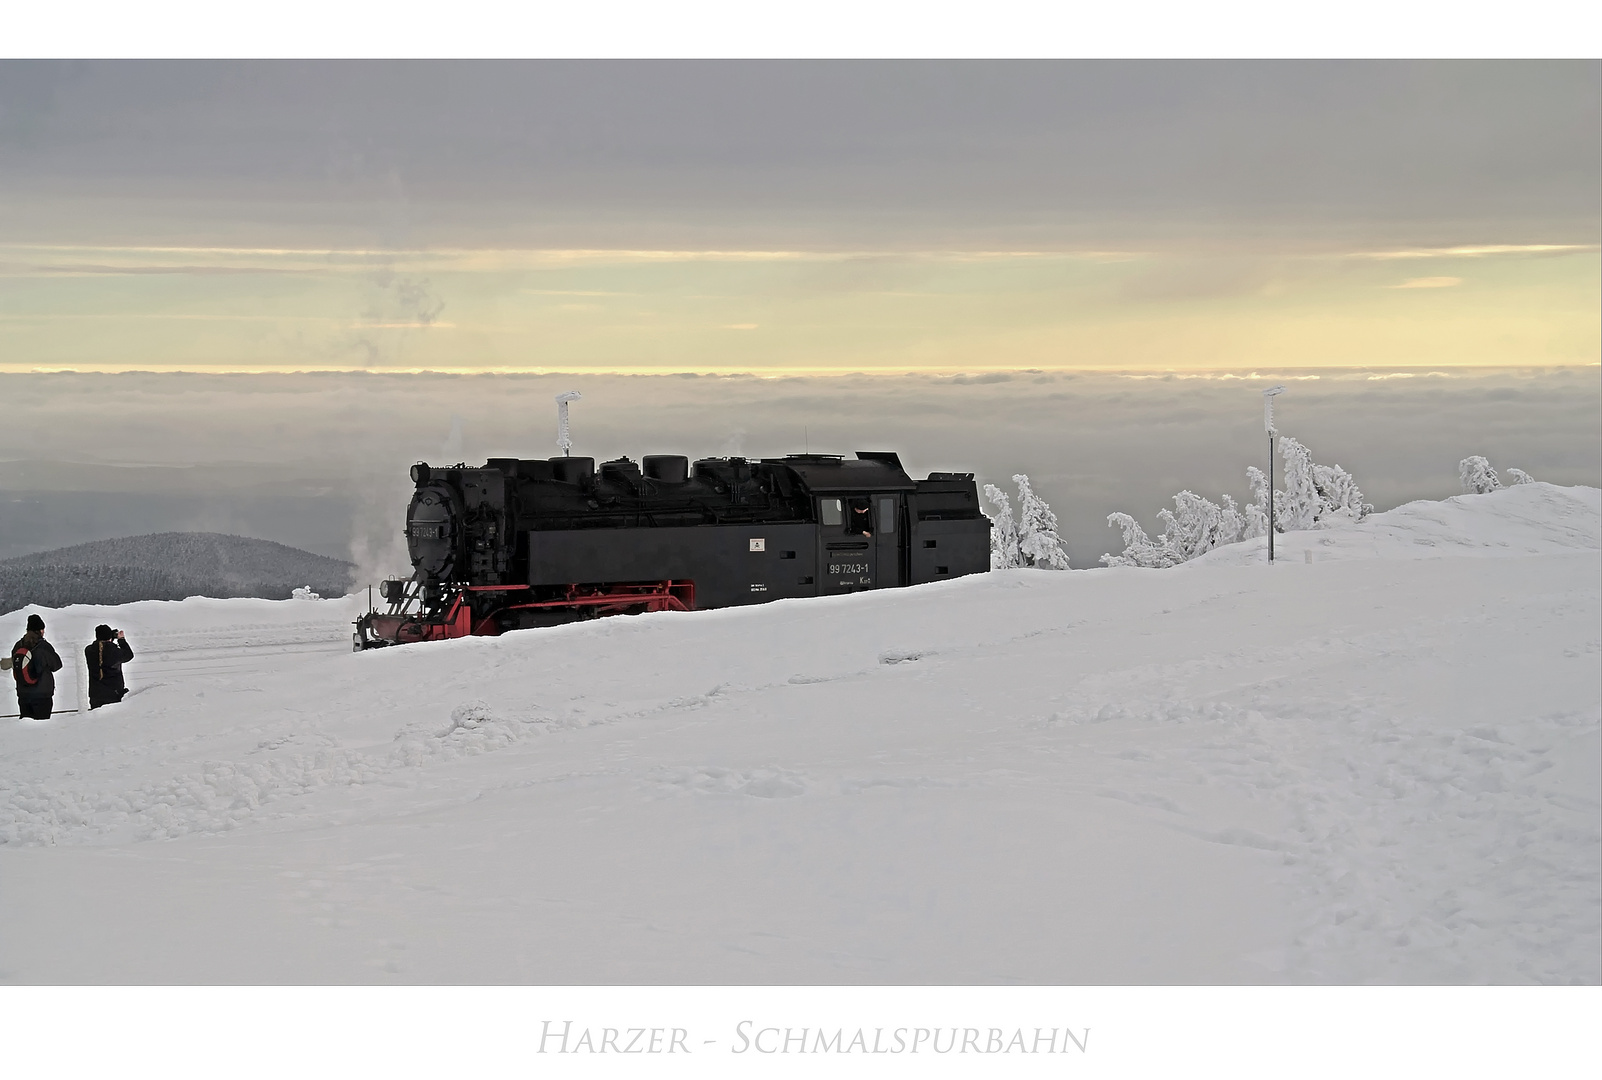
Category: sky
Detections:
[{"x1": 0, "y1": 61, "x2": 1597, "y2": 373}]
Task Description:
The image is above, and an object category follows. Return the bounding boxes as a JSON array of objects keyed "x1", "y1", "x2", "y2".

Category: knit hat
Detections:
[
  {"x1": 95, "y1": 624, "x2": 114, "y2": 641},
  {"x1": 26, "y1": 614, "x2": 44, "y2": 632}
]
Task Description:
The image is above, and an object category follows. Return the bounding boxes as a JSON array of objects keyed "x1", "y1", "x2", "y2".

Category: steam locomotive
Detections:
[{"x1": 354, "y1": 450, "x2": 990, "y2": 650}]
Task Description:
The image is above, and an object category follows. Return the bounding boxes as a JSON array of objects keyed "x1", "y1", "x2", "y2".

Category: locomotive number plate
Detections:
[
  {"x1": 410, "y1": 524, "x2": 446, "y2": 540},
  {"x1": 828, "y1": 562, "x2": 869, "y2": 575},
  {"x1": 749, "y1": 538, "x2": 766, "y2": 552}
]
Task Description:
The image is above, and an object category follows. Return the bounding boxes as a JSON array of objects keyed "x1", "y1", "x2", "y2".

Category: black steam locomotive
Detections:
[{"x1": 354, "y1": 451, "x2": 990, "y2": 649}]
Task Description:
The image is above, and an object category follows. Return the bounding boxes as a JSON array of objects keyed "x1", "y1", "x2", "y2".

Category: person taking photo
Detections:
[{"x1": 86, "y1": 624, "x2": 134, "y2": 710}]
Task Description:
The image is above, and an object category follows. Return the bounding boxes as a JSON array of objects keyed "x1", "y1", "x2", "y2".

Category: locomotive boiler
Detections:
[{"x1": 354, "y1": 450, "x2": 990, "y2": 649}]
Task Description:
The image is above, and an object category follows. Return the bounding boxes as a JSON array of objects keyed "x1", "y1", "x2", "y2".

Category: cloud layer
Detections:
[
  {"x1": 1, "y1": 368, "x2": 1596, "y2": 569},
  {"x1": 3, "y1": 62, "x2": 1597, "y2": 249}
]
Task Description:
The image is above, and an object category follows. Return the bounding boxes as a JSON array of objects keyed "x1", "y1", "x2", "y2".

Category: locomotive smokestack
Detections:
[{"x1": 556, "y1": 391, "x2": 582, "y2": 457}]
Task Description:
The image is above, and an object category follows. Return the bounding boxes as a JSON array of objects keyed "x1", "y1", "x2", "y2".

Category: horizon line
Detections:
[{"x1": 2, "y1": 362, "x2": 1597, "y2": 379}]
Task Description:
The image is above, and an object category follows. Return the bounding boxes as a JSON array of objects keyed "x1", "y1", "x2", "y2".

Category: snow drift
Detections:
[{"x1": 0, "y1": 484, "x2": 1596, "y2": 984}]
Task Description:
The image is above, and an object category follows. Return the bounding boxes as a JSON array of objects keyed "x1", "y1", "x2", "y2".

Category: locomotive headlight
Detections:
[{"x1": 411, "y1": 462, "x2": 431, "y2": 486}]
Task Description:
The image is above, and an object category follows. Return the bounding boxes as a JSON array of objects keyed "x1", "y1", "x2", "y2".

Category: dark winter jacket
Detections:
[
  {"x1": 86, "y1": 637, "x2": 134, "y2": 708},
  {"x1": 11, "y1": 631, "x2": 63, "y2": 701}
]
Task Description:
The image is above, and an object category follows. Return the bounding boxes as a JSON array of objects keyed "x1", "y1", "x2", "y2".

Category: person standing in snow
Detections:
[
  {"x1": 10, "y1": 613, "x2": 63, "y2": 720},
  {"x1": 85, "y1": 624, "x2": 134, "y2": 710}
]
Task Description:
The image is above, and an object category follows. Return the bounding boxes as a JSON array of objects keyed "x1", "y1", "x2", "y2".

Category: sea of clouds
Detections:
[{"x1": 0, "y1": 367, "x2": 1596, "y2": 576}]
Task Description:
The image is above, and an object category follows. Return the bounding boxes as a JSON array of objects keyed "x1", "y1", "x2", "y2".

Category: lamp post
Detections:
[
  {"x1": 1263, "y1": 385, "x2": 1285, "y2": 562},
  {"x1": 555, "y1": 391, "x2": 582, "y2": 457}
]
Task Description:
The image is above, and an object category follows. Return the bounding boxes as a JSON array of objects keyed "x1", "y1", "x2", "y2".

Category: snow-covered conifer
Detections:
[
  {"x1": 1242, "y1": 466, "x2": 1271, "y2": 539},
  {"x1": 1220, "y1": 493, "x2": 1247, "y2": 541},
  {"x1": 1158, "y1": 491, "x2": 1246, "y2": 560},
  {"x1": 1102, "y1": 490, "x2": 1245, "y2": 567},
  {"x1": 983, "y1": 483, "x2": 1024, "y2": 569},
  {"x1": 1013, "y1": 474, "x2": 1071, "y2": 569},
  {"x1": 1104, "y1": 433, "x2": 1368, "y2": 568},
  {"x1": 1103, "y1": 433, "x2": 1368, "y2": 567},
  {"x1": 1276, "y1": 436, "x2": 1319, "y2": 531},
  {"x1": 1101, "y1": 513, "x2": 1177, "y2": 568},
  {"x1": 1460, "y1": 456, "x2": 1502, "y2": 494},
  {"x1": 1271, "y1": 437, "x2": 1372, "y2": 529},
  {"x1": 1309, "y1": 460, "x2": 1373, "y2": 525},
  {"x1": 1505, "y1": 468, "x2": 1535, "y2": 485}
]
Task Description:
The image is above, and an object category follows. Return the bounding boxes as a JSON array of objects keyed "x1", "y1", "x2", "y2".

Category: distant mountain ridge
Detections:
[{"x1": 0, "y1": 532, "x2": 356, "y2": 614}]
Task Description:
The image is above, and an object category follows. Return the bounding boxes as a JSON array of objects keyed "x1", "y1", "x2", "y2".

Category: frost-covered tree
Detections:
[
  {"x1": 1308, "y1": 463, "x2": 1371, "y2": 527},
  {"x1": 1275, "y1": 436, "x2": 1319, "y2": 531},
  {"x1": 983, "y1": 483, "x2": 1024, "y2": 569},
  {"x1": 1460, "y1": 456, "x2": 1502, "y2": 494},
  {"x1": 1101, "y1": 491, "x2": 1246, "y2": 568},
  {"x1": 1102, "y1": 434, "x2": 1370, "y2": 567},
  {"x1": 1505, "y1": 468, "x2": 1536, "y2": 485},
  {"x1": 984, "y1": 476, "x2": 1069, "y2": 569},
  {"x1": 1242, "y1": 466, "x2": 1271, "y2": 539},
  {"x1": 1163, "y1": 491, "x2": 1246, "y2": 560},
  {"x1": 1271, "y1": 436, "x2": 1372, "y2": 530},
  {"x1": 1102, "y1": 512, "x2": 1174, "y2": 568},
  {"x1": 1013, "y1": 474, "x2": 1071, "y2": 569}
]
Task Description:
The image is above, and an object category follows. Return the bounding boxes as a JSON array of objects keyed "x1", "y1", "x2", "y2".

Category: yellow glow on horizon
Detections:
[
  {"x1": 2, "y1": 240, "x2": 1594, "y2": 374},
  {"x1": 0, "y1": 243, "x2": 1147, "y2": 269},
  {"x1": 1351, "y1": 244, "x2": 1598, "y2": 260},
  {"x1": 1390, "y1": 277, "x2": 1464, "y2": 289},
  {"x1": 3, "y1": 362, "x2": 1596, "y2": 378},
  {"x1": 5, "y1": 241, "x2": 1593, "y2": 265}
]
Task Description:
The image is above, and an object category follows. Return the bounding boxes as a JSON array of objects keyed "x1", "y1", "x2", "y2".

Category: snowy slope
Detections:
[
  {"x1": 0, "y1": 531, "x2": 355, "y2": 612},
  {"x1": 1, "y1": 484, "x2": 1597, "y2": 984}
]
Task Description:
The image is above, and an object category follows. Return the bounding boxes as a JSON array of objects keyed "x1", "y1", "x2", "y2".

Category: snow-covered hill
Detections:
[
  {"x1": 0, "y1": 531, "x2": 355, "y2": 614},
  {"x1": 1, "y1": 484, "x2": 1597, "y2": 984}
]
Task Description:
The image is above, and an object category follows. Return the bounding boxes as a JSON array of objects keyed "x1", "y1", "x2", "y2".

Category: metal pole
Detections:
[{"x1": 1262, "y1": 385, "x2": 1285, "y2": 564}]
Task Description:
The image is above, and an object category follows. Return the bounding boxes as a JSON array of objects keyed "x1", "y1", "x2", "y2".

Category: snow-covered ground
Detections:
[{"x1": 1, "y1": 484, "x2": 1597, "y2": 984}]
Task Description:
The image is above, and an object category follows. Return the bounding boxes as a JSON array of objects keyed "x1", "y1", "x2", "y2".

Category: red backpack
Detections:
[{"x1": 11, "y1": 644, "x2": 38, "y2": 686}]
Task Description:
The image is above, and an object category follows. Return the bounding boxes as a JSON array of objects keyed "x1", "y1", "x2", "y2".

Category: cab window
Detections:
[
  {"x1": 820, "y1": 498, "x2": 843, "y2": 526},
  {"x1": 848, "y1": 498, "x2": 873, "y2": 535},
  {"x1": 876, "y1": 496, "x2": 896, "y2": 535}
]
